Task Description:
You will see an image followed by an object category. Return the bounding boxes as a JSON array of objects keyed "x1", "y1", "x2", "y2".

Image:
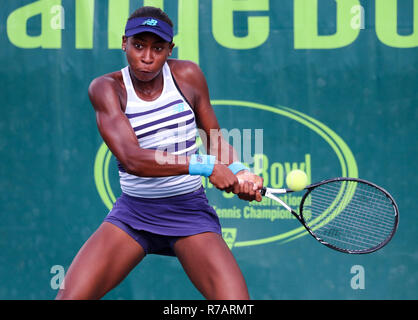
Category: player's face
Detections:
[{"x1": 123, "y1": 32, "x2": 174, "y2": 82}]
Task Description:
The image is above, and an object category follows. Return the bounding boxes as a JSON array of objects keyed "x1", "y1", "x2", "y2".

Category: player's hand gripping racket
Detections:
[{"x1": 260, "y1": 177, "x2": 399, "y2": 254}]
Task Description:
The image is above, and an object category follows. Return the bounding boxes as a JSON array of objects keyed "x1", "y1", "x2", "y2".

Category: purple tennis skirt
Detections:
[{"x1": 104, "y1": 186, "x2": 221, "y2": 256}]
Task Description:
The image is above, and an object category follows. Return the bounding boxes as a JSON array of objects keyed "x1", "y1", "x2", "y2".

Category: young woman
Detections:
[{"x1": 56, "y1": 6, "x2": 263, "y2": 300}]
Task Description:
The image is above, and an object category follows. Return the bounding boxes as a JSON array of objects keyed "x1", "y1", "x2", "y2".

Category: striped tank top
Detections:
[{"x1": 118, "y1": 62, "x2": 202, "y2": 198}]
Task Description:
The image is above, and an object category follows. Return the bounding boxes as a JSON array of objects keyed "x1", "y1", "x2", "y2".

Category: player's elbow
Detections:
[
  {"x1": 119, "y1": 148, "x2": 163, "y2": 177},
  {"x1": 117, "y1": 150, "x2": 145, "y2": 177},
  {"x1": 124, "y1": 163, "x2": 146, "y2": 177},
  {"x1": 122, "y1": 158, "x2": 145, "y2": 177}
]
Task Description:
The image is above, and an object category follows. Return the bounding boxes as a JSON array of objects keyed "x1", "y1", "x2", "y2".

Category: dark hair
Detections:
[{"x1": 128, "y1": 6, "x2": 173, "y2": 27}]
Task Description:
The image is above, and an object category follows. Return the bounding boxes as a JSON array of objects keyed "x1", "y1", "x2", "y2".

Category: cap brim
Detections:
[{"x1": 125, "y1": 26, "x2": 172, "y2": 42}]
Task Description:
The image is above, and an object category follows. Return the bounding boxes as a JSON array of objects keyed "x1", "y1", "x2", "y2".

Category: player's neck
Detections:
[{"x1": 131, "y1": 69, "x2": 164, "y2": 102}]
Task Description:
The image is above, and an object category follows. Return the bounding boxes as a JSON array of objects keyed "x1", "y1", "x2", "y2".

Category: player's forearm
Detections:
[
  {"x1": 122, "y1": 148, "x2": 190, "y2": 177},
  {"x1": 207, "y1": 135, "x2": 239, "y2": 165},
  {"x1": 219, "y1": 143, "x2": 239, "y2": 165}
]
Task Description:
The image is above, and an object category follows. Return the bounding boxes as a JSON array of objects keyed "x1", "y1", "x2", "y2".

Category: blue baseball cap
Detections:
[{"x1": 125, "y1": 17, "x2": 174, "y2": 42}]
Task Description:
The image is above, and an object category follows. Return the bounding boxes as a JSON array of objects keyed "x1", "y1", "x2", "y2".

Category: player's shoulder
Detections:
[
  {"x1": 88, "y1": 71, "x2": 124, "y2": 98},
  {"x1": 88, "y1": 71, "x2": 125, "y2": 111},
  {"x1": 167, "y1": 59, "x2": 205, "y2": 83}
]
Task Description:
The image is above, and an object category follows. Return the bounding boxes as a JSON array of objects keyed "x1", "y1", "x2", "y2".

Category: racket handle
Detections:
[{"x1": 260, "y1": 187, "x2": 267, "y2": 196}]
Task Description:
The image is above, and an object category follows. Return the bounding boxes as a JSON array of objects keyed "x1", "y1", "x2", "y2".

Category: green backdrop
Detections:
[{"x1": 1, "y1": 0, "x2": 417, "y2": 300}]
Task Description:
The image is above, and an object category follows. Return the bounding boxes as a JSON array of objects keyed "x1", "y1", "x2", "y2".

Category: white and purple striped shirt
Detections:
[{"x1": 118, "y1": 63, "x2": 202, "y2": 198}]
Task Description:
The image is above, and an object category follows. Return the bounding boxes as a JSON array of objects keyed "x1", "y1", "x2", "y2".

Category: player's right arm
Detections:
[
  {"x1": 88, "y1": 75, "x2": 188, "y2": 177},
  {"x1": 88, "y1": 75, "x2": 237, "y2": 191}
]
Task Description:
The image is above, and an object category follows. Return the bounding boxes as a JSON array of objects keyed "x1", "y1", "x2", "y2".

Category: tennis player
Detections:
[{"x1": 56, "y1": 6, "x2": 263, "y2": 300}]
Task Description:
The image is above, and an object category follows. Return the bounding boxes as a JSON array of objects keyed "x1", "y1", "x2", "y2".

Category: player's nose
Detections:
[{"x1": 141, "y1": 48, "x2": 154, "y2": 64}]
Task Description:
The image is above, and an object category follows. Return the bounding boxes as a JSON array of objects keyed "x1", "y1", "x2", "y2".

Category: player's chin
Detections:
[{"x1": 135, "y1": 71, "x2": 159, "y2": 82}]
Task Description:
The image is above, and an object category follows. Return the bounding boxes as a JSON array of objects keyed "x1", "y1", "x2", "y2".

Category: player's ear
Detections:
[
  {"x1": 122, "y1": 36, "x2": 128, "y2": 51},
  {"x1": 168, "y1": 42, "x2": 175, "y2": 56}
]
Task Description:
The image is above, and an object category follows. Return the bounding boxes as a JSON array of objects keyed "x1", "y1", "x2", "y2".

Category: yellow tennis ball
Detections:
[{"x1": 286, "y1": 170, "x2": 308, "y2": 191}]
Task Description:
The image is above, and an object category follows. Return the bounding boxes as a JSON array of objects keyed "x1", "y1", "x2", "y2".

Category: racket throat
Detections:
[{"x1": 266, "y1": 192, "x2": 293, "y2": 212}]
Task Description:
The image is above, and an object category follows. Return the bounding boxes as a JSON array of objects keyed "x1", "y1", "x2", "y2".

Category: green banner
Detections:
[{"x1": 0, "y1": 0, "x2": 417, "y2": 300}]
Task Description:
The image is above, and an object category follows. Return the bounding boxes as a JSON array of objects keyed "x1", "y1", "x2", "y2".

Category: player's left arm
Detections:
[{"x1": 170, "y1": 60, "x2": 262, "y2": 201}]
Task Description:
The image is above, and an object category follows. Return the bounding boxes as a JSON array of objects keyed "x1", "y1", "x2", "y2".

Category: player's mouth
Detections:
[
  {"x1": 135, "y1": 69, "x2": 157, "y2": 80},
  {"x1": 137, "y1": 71, "x2": 153, "y2": 77}
]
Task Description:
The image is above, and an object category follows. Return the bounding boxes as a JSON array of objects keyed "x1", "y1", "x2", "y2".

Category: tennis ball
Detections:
[{"x1": 286, "y1": 170, "x2": 308, "y2": 191}]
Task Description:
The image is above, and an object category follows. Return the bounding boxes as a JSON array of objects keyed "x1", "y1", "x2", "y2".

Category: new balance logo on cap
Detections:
[{"x1": 142, "y1": 19, "x2": 158, "y2": 26}]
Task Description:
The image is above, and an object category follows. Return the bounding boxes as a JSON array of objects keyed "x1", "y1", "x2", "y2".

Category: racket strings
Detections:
[
  {"x1": 306, "y1": 183, "x2": 396, "y2": 219},
  {"x1": 306, "y1": 183, "x2": 395, "y2": 227},
  {"x1": 302, "y1": 181, "x2": 396, "y2": 252},
  {"x1": 307, "y1": 193, "x2": 394, "y2": 237},
  {"x1": 315, "y1": 185, "x2": 395, "y2": 250},
  {"x1": 309, "y1": 191, "x2": 394, "y2": 248},
  {"x1": 314, "y1": 210, "x2": 389, "y2": 241},
  {"x1": 307, "y1": 188, "x2": 395, "y2": 230}
]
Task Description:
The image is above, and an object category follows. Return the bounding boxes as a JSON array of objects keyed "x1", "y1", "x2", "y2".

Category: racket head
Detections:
[{"x1": 299, "y1": 177, "x2": 399, "y2": 254}]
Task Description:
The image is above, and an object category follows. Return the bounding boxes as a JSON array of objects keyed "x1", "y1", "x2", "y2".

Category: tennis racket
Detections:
[{"x1": 260, "y1": 177, "x2": 399, "y2": 254}]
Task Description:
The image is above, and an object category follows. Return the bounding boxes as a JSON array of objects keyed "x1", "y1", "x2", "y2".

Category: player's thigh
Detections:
[
  {"x1": 173, "y1": 232, "x2": 249, "y2": 300},
  {"x1": 56, "y1": 222, "x2": 145, "y2": 300}
]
